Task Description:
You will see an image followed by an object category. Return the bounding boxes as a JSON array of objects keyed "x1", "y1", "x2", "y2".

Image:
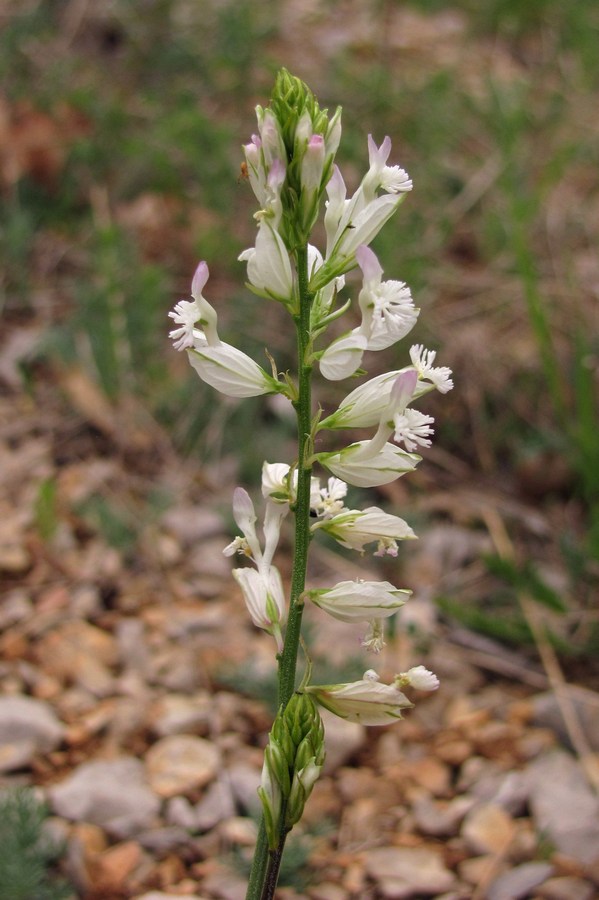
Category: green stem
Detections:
[
  {"x1": 279, "y1": 244, "x2": 313, "y2": 707},
  {"x1": 245, "y1": 245, "x2": 313, "y2": 900}
]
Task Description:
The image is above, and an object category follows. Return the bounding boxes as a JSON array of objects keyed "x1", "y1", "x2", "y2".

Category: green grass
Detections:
[{"x1": 0, "y1": 789, "x2": 71, "y2": 900}]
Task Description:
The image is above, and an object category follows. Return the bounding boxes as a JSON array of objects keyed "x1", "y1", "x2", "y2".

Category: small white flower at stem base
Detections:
[
  {"x1": 305, "y1": 669, "x2": 414, "y2": 726},
  {"x1": 396, "y1": 666, "x2": 440, "y2": 691}
]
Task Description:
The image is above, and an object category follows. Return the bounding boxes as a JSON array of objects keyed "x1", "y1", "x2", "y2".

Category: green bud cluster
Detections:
[
  {"x1": 268, "y1": 69, "x2": 341, "y2": 250},
  {"x1": 258, "y1": 692, "x2": 326, "y2": 851},
  {"x1": 270, "y1": 69, "x2": 328, "y2": 163}
]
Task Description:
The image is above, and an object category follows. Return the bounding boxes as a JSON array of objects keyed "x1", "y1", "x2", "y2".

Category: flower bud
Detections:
[{"x1": 258, "y1": 693, "x2": 325, "y2": 849}]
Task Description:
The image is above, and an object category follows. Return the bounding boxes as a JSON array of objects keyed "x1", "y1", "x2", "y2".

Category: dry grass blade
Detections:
[{"x1": 481, "y1": 504, "x2": 599, "y2": 793}]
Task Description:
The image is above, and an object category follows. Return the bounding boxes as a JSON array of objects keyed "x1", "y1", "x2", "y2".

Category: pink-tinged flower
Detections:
[
  {"x1": 306, "y1": 669, "x2": 413, "y2": 726},
  {"x1": 256, "y1": 107, "x2": 286, "y2": 168},
  {"x1": 313, "y1": 505, "x2": 416, "y2": 556},
  {"x1": 355, "y1": 245, "x2": 419, "y2": 351},
  {"x1": 363, "y1": 135, "x2": 412, "y2": 201},
  {"x1": 318, "y1": 332, "x2": 368, "y2": 381},
  {"x1": 168, "y1": 260, "x2": 219, "y2": 350},
  {"x1": 301, "y1": 135, "x2": 326, "y2": 194}
]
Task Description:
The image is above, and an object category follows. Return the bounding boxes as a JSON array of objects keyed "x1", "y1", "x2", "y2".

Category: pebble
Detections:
[
  {"x1": 309, "y1": 883, "x2": 349, "y2": 900},
  {"x1": 486, "y1": 861, "x2": 554, "y2": 900},
  {"x1": 149, "y1": 693, "x2": 211, "y2": 737},
  {"x1": 145, "y1": 734, "x2": 220, "y2": 798},
  {"x1": 135, "y1": 895, "x2": 208, "y2": 900},
  {"x1": 218, "y1": 815, "x2": 257, "y2": 846},
  {"x1": 320, "y1": 709, "x2": 366, "y2": 773},
  {"x1": 537, "y1": 875, "x2": 597, "y2": 900},
  {"x1": 526, "y1": 750, "x2": 599, "y2": 865},
  {"x1": 0, "y1": 694, "x2": 64, "y2": 772},
  {"x1": 49, "y1": 757, "x2": 161, "y2": 838},
  {"x1": 193, "y1": 778, "x2": 238, "y2": 830},
  {"x1": 0, "y1": 589, "x2": 32, "y2": 627},
  {"x1": 461, "y1": 803, "x2": 515, "y2": 855},
  {"x1": 162, "y1": 506, "x2": 225, "y2": 545},
  {"x1": 469, "y1": 768, "x2": 530, "y2": 815},
  {"x1": 35, "y1": 620, "x2": 117, "y2": 696},
  {"x1": 363, "y1": 846, "x2": 456, "y2": 898},
  {"x1": 532, "y1": 689, "x2": 599, "y2": 752},
  {"x1": 412, "y1": 793, "x2": 476, "y2": 837},
  {"x1": 226, "y1": 761, "x2": 262, "y2": 815}
]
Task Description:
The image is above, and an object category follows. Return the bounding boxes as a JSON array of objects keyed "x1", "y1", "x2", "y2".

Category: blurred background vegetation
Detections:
[{"x1": 1, "y1": 0, "x2": 598, "y2": 668}]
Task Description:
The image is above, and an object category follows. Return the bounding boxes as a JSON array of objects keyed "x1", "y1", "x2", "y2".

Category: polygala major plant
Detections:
[{"x1": 169, "y1": 69, "x2": 452, "y2": 900}]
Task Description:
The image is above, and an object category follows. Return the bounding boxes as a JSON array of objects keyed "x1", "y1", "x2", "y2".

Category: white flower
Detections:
[
  {"x1": 239, "y1": 220, "x2": 294, "y2": 304},
  {"x1": 397, "y1": 666, "x2": 440, "y2": 691},
  {"x1": 321, "y1": 363, "x2": 448, "y2": 430},
  {"x1": 334, "y1": 193, "x2": 400, "y2": 260},
  {"x1": 232, "y1": 565, "x2": 286, "y2": 650},
  {"x1": 410, "y1": 344, "x2": 454, "y2": 394},
  {"x1": 319, "y1": 332, "x2": 368, "y2": 381},
  {"x1": 306, "y1": 669, "x2": 413, "y2": 726},
  {"x1": 168, "y1": 260, "x2": 219, "y2": 350},
  {"x1": 168, "y1": 299, "x2": 200, "y2": 351},
  {"x1": 312, "y1": 477, "x2": 348, "y2": 518},
  {"x1": 393, "y1": 409, "x2": 435, "y2": 452},
  {"x1": 362, "y1": 135, "x2": 413, "y2": 201},
  {"x1": 243, "y1": 134, "x2": 267, "y2": 206},
  {"x1": 187, "y1": 341, "x2": 278, "y2": 398},
  {"x1": 301, "y1": 134, "x2": 325, "y2": 194},
  {"x1": 316, "y1": 441, "x2": 419, "y2": 488},
  {"x1": 261, "y1": 462, "x2": 322, "y2": 510},
  {"x1": 261, "y1": 462, "x2": 293, "y2": 502},
  {"x1": 256, "y1": 106, "x2": 286, "y2": 168},
  {"x1": 361, "y1": 618, "x2": 386, "y2": 653},
  {"x1": 313, "y1": 505, "x2": 416, "y2": 556},
  {"x1": 306, "y1": 579, "x2": 409, "y2": 623},
  {"x1": 355, "y1": 245, "x2": 419, "y2": 351}
]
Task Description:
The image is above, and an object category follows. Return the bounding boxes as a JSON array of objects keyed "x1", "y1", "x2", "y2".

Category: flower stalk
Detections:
[{"x1": 169, "y1": 68, "x2": 451, "y2": 900}]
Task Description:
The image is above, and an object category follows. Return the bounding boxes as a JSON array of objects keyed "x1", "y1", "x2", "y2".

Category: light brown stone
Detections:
[
  {"x1": 145, "y1": 735, "x2": 220, "y2": 798},
  {"x1": 461, "y1": 803, "x2": 515, "y2": 855}
]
